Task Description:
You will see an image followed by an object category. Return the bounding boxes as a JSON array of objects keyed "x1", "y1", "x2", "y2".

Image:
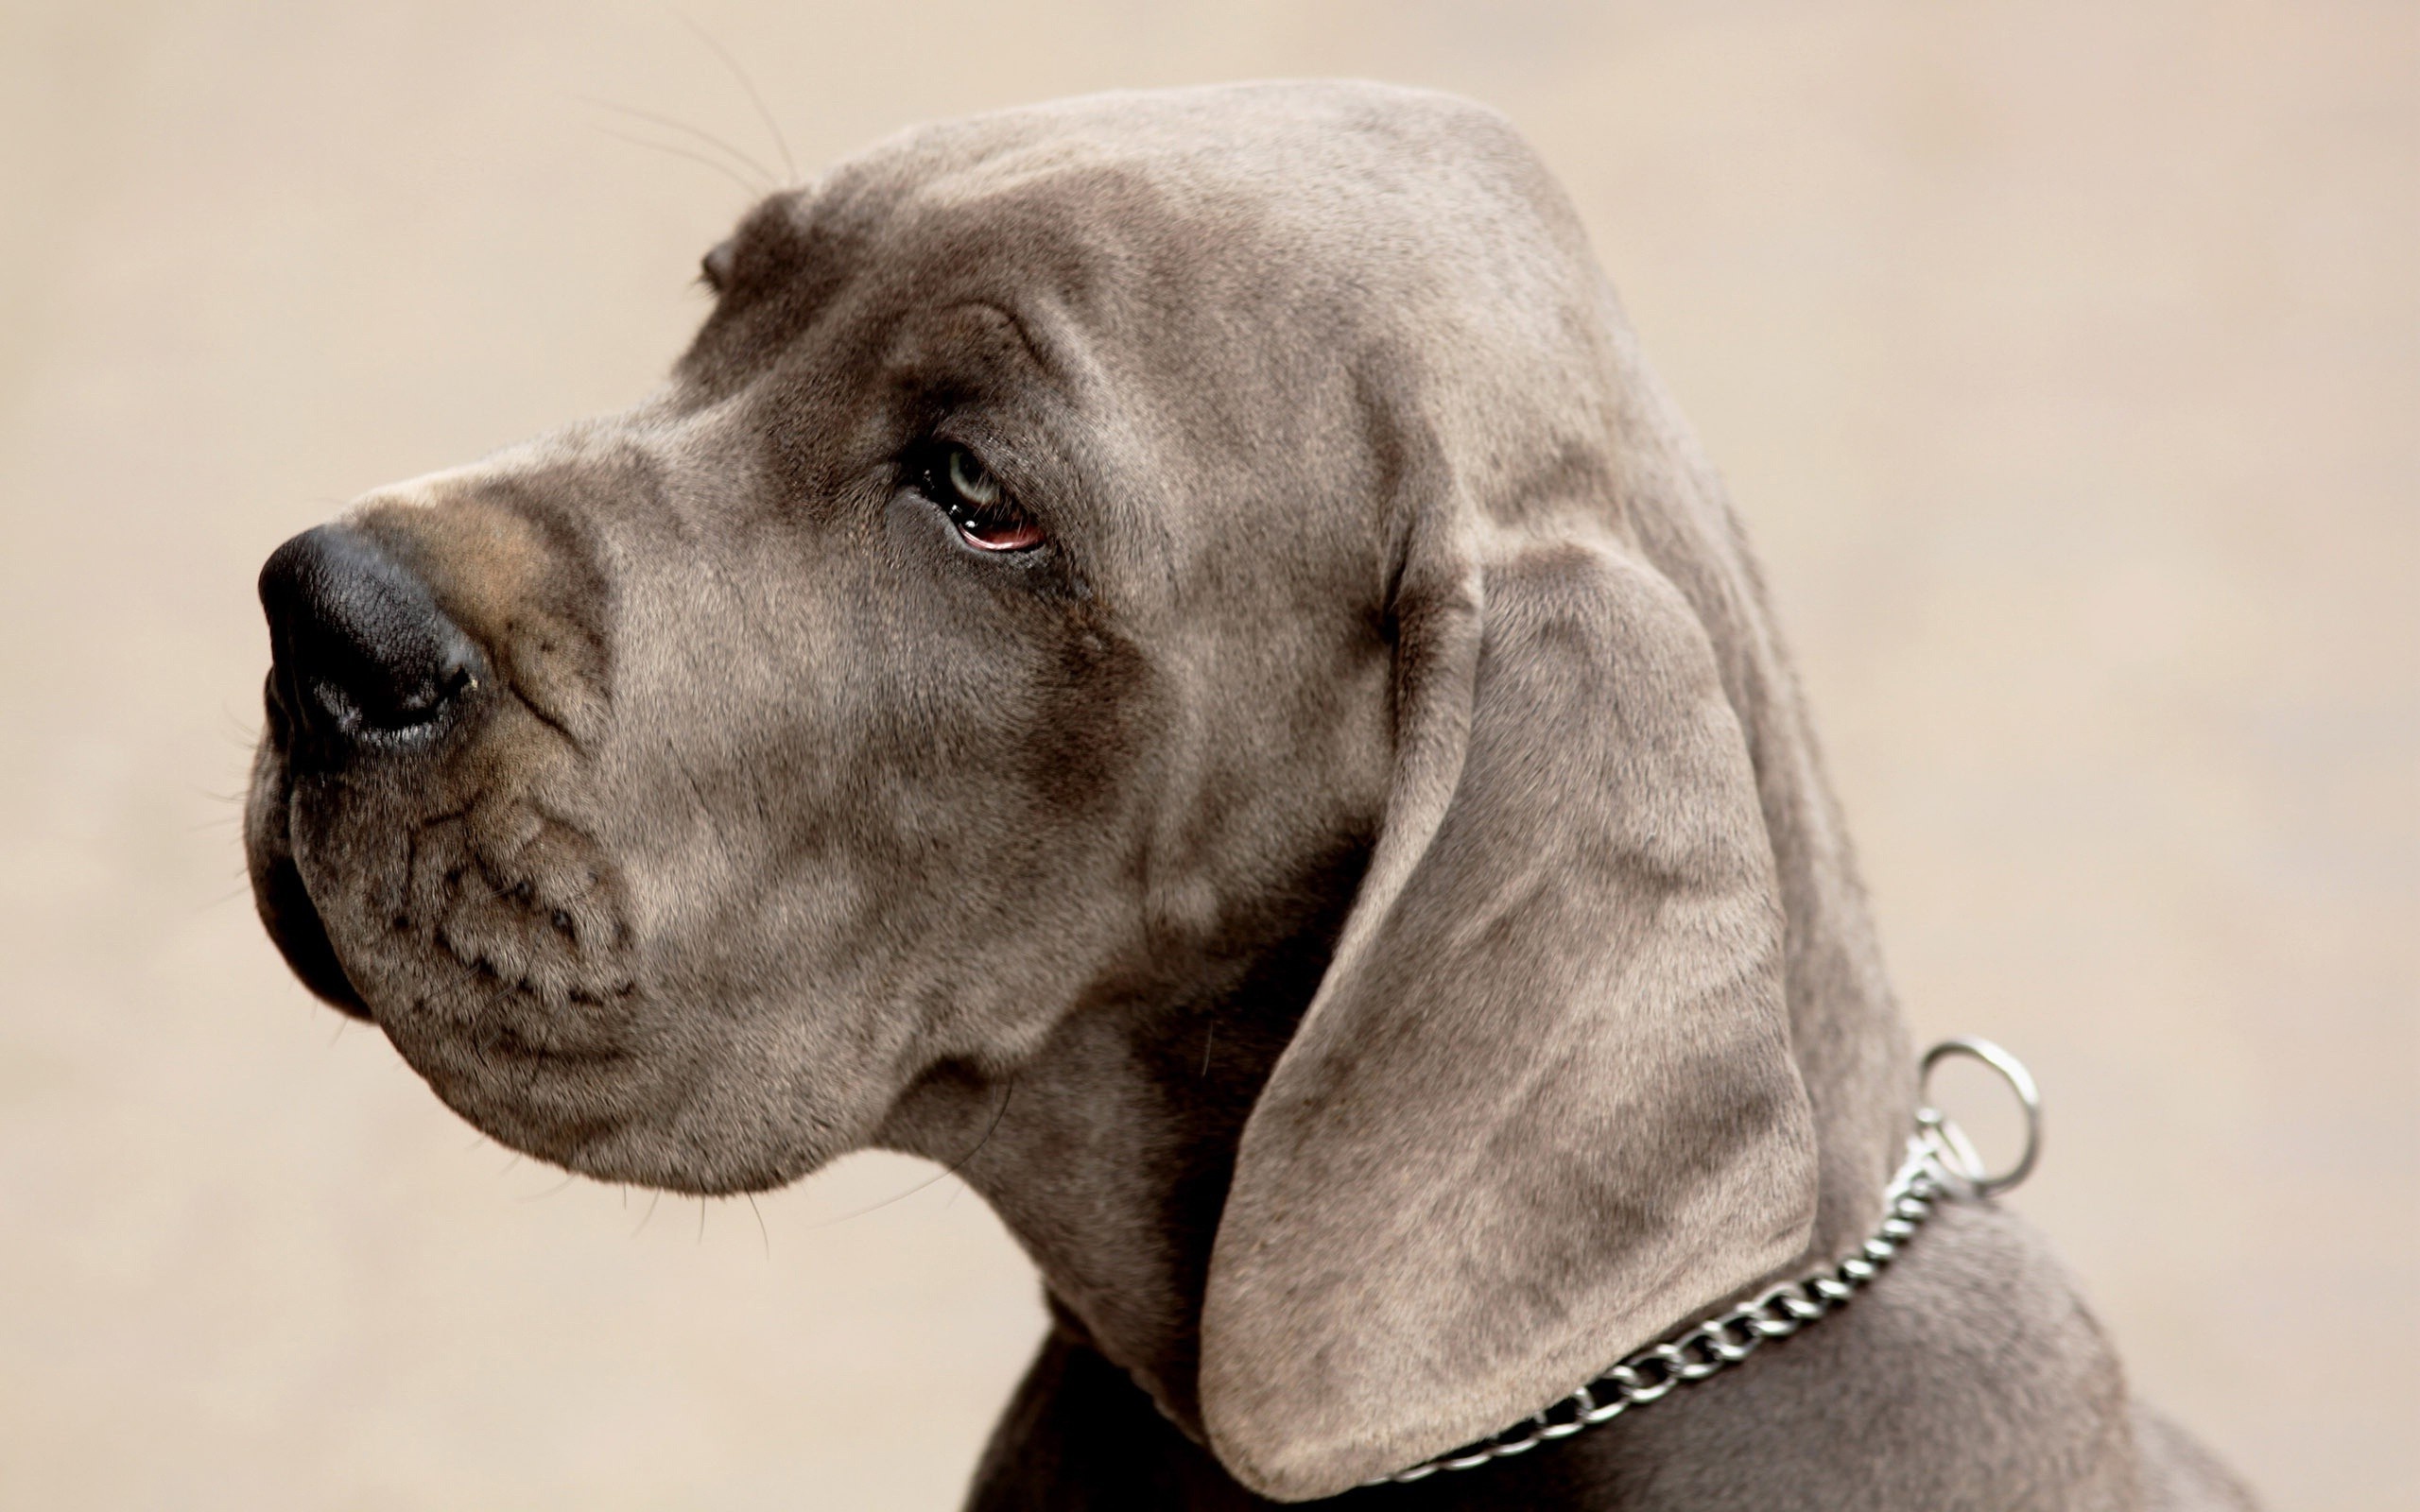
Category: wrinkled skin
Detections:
[
  {"x1": 247, "y1": 82, "x2": 2256, "y2": 1509},
  {"x1": 251, "y1": 94, "x2": 1399, "y2": 1198}
]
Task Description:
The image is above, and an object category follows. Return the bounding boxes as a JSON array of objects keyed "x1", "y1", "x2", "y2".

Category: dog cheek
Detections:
[{"x1": 1018, "y1": 622, "x2": 1163, "y2": 816}]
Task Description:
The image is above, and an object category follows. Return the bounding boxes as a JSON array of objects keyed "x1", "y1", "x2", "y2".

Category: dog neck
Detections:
[
  {"x1": 871, "y1": 782, "x2": 1913, "y2": 1454},
  {"x1": 868, "y1": 591, "x2": 1921, "y2": 1459},
  {"x1": 873, "y1": 907, "x2": 1339, "y2": 1437}
]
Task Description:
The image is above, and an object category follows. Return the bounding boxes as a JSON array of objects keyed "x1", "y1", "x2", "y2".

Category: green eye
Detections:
[
  {"x1": 922, "y1": 443, "x2": 1044, "y2": 553},
  {"x1": 945, "y1": 445, "x2": 1000, "y2": 506}
]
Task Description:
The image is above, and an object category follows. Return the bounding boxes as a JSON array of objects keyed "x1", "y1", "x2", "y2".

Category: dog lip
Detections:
[
  {"x1": 245, "y1": 728, "x2": 371, "y2": 1017},
  {"x1": 251, "y1": 841, "x2": 372, "y2": 1019}
]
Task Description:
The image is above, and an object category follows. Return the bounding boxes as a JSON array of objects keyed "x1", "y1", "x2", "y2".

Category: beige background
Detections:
[{"x1": 2, "y1": 2, "x2": 2411, "y2": 1507}]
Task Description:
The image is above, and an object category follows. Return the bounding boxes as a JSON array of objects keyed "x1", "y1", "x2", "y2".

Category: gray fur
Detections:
[{"x1": 245, "y1": 80, "x2": 2256, "y2": 1508}]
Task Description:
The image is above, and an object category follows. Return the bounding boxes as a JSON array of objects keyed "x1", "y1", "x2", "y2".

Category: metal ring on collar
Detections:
[{"x1": 1917, "y1": 1036, "x2": 2042, "y2": 1198}]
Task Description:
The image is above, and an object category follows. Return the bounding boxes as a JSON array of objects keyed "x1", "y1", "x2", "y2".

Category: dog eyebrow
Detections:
[
  {"x1": 877, "y1": 298, "x2": 1075, "y2": 419},
  {"x1": 961, "y1": 300, "x2": 1053, "y2": 380}
]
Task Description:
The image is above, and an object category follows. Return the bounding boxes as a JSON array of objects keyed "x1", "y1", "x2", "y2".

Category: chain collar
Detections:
[{"x1": 1366, "y1": 1037, "x2": 2043, "y2": 1487}]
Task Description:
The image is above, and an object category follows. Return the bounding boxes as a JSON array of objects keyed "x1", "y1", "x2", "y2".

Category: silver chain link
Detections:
[{"x1": 1367, "y1": 1039, "x2": 2041, "y2": 1488}]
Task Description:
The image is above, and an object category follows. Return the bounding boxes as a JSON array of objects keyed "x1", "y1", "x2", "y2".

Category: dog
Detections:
[{"x1": 243, "y1": 81, "x2": 2257, "y2": 1508}]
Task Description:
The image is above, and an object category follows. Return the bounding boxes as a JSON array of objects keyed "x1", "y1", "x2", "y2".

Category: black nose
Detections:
[{"x1": 259, "y1": 524, "x2": 482, "y2": 749}]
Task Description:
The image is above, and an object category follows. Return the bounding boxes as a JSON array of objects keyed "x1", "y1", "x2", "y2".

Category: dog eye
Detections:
[{"x1": 920, "y1": 443, "x2": 1044, "y2": 553}]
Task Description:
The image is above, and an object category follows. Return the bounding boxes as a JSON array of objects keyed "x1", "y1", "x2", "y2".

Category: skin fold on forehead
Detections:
[{"x1": 677, "y1": 81, "x2": 1631, "y2": 524}]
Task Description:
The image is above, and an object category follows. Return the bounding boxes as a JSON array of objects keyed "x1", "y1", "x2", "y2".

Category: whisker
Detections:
[
  {"x1": 746, "y1": 1193, "x2": 770, "y2": 1260},
  {"x1": 676, "y1": 9, "x2": 799, "y2": 183},
  {"x1": 519, "y1": 1170, "x2": 578, "y2": 1202},
  {"x1": 809, "y1": 1080, "x2": 1014, "y2": 1228},
  {"x1": 595, "y1": 126, "x2": 764, "y2": 197},
  {"x1": 579, "y1": 95, "x2": 774, "y2": 189},
  {"x1": 199, "y1": 882, "x2": 253, "y2": 910}
]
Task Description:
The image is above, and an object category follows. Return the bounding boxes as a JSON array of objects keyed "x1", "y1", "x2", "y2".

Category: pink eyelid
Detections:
[{"x1": 958, "y1": 519, "x2": 1046, "y2": 552}]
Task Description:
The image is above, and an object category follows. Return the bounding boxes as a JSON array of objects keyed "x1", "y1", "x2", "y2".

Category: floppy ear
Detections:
[{"x1": 1198, "y1": 523, "x2": 1820, "y2": 1502}]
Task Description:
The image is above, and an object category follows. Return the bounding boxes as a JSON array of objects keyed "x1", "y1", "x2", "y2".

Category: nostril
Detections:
[{"x1": 259, "y1": 524, "x2": 483, "y2": 746}]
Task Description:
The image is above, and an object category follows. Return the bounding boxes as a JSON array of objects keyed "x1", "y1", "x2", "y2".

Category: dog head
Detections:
[{"x1": 248, "y1": 81, "x2": 1828, "y2": 1500}]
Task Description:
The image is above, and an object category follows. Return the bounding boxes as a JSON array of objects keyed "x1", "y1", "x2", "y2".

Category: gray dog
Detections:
[{"x1": 243, "y1": 82, "x2": 2256, "y2": 1508}]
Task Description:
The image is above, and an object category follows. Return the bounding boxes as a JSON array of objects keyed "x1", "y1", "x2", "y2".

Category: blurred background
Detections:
[{"x1": 2, "y1": 2, "x2": 2410, "y2": 1507}]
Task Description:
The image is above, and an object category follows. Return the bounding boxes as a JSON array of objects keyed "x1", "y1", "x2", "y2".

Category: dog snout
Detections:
[{"x1": 259, "y1": 524, "x2": 485, "y2": 754}]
